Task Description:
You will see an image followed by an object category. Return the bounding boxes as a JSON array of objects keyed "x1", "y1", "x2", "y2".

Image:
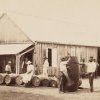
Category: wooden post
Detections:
[
  {"x1": 16, "y1": 55, "x2": 20, "y2": 74},
  {"x1": 16, "y1": 55, "x2": 18, "y2": 74}
]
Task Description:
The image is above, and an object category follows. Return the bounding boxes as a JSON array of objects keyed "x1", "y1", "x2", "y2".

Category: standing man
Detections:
[
  {"x1": 59, "y1": 55, "x2": 71, "y2": 93},
  {"x1": 43, "y1": 57, "x2": 49, "y2": 77},
  {"x1": 87, "y1": 57, "x2": 97, "y2": 92},
  {"x1": 5, "y1": 61, "x2": 12, "y2": 74}
]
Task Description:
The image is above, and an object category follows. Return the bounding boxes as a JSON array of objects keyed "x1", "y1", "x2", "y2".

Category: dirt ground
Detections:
[{"x1": 0, "y1": 77, "x2": 100, "y2": 100}]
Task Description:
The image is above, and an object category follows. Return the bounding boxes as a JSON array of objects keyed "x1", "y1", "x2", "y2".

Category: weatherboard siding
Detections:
[{"x1": 34, "y1": 42, "x2": 98, "y2": 75}]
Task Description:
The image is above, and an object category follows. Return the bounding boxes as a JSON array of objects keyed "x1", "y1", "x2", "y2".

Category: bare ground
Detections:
[{"x1": 0, "y1": 77, "x2": 100, "y2": 100}]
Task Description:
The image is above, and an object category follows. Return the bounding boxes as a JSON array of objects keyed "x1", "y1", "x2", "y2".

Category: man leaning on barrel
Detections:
[{"x1": 59, "y1": 54, "x2": 71, "y2": 93}]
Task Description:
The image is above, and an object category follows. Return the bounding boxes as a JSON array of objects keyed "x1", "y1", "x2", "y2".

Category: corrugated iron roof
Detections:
[{"x1": 0, "y1": 43, "x2": 33, "y2": 55}]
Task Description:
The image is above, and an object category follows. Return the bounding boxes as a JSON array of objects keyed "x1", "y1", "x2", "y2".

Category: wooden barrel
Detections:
[
  {"x1": 31, "y1": 75, "x2": 41, "y2": 87},
  {"x1": 49, "y1": 77, "x2": 58, "y2": 88},
  {"x1": 31, "y1": 75, "x2": 49, "y2": 87},
  {"x1": 5, "y1": 74, "x2": 17, "y2": 85},
  {"x1": 65, "y1": 56, "x2": 80, "y2": 92},
  {"x1": 15, "y1": 74, "x2": 24, "y2": 86},
  {"x1": 41, "y1": 79, "x2": 49, "y2": 87},
  {"x1": 0, "y1": 74, "x2": 7, "y2": 85}
]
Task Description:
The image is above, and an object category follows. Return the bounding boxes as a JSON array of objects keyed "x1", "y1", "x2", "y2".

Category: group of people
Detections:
[
  {"x1": 59, "y1": 55, "x2": 99, "y2": 93},
  {"x1": 4, "y1": 55, "x2": 99, "y2": 92},
  {"x1": 5, "y1": 59, "x2": 34, "y2": 86},
  {"x1": 21, "y1": 57, "x2": 49, "y2": 86},
  {"x1": 5, "y1": 57, "x2": 49, "y2": 86}
]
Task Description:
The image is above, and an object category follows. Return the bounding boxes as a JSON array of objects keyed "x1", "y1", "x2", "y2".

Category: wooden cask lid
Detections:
[
  {"x1": 31, "y1": 76, "x2": 41, "y2": 87},
  {"x1": 15, "y1": 75, "x2": 23, "y2": 85}
]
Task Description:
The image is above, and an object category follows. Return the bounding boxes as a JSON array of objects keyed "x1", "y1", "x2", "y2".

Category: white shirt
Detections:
[
  {"x1": 27, "y1": 64, "x2": 34, "y2": 74},
  {"x1": 60, "y1": 61, "x2": 68, "y2": 72},
  {"x1": 5, "y1": 64, "x2": 12, "y2": 72},
  {"x1": 23, "y1": 64, "x2": 34, "y2": 83},
  {"x1": 87, "y1": 61, "x2": 97, "y2": 73},
  {"x1": 43, "y1": 60, "x2": 49, "y2": 71},
  {"x1": 60, "y1": 58, "x2": 70, "y2": 72}
]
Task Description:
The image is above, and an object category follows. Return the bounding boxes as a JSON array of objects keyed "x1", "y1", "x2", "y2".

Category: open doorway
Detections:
[
  {"x1": 24, "y1": 51, "x2": 33, "y2": 62},
  {"x1": 46, "y1": 48, "x2": 57, "y2": 67},
  {"x1": 20, "y1": 50, "x2": 33, "y2": 73}
]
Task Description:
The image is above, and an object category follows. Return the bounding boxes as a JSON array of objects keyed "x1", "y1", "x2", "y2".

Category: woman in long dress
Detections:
[
  {"x1": 43, "y1": 57, "x2": 49, "y2": 77},
  {"x1": 23, "y1": 61, "x2": 34, "y2": 86}
]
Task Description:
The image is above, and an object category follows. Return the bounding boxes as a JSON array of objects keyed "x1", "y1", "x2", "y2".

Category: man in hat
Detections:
[
  {"x1": 59, "y1": 56, "x2": 71, "y2": 93},
  {"x1": 43, "y1": 57, "x2": 49, "y2": 77},
  {"x1": 87, "y1": 57, "x2": 97, "y2": 92},
  {"x1": 23, "y1": 60, "x2": 34, "y2": 86},
  {"x1": 5, "y1": 61, "x2": 12, "y2": 74}
]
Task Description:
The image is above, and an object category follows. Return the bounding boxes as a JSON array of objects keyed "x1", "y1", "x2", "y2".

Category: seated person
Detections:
[
  {"x1": 23, "y1": 61, "x2": 34, "y2": 85},
  {"x1": 5, "y1": 61, "x2": 12, "y2": 74}
]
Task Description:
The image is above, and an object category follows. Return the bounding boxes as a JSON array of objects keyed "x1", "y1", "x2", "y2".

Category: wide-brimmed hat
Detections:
[
  {"x1": 8, "y1": 61, "x2": 11, "y2": 64},
  {"x1": 27, "y1": 61, "x2": 32, "y2": 65}
]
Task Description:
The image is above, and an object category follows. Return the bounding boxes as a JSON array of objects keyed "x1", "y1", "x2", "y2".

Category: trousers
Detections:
[
  {"x1": 59, "y1": 72, "x2": 67, "y2": 92},
  {"x1": 88, "y1": 72, "x2": 95, "y2": 92}
]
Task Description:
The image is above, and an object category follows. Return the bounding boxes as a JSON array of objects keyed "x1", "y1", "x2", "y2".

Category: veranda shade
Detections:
[{"x1": 0, "y1": 43, "x2": 33, "y2": 55}]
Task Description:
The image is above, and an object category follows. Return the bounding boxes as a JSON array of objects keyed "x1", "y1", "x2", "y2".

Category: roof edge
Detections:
[{"x1": 35, "y1": 40, "x2": 99, "y2": 48}]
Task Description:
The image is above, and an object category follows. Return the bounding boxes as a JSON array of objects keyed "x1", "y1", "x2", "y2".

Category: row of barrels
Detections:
[{"x1": 0, "y1": 73, "x2": 58, "y2": 87}]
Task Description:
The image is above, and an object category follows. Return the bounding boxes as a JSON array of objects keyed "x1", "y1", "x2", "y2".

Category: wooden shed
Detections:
[
  {"x1": 0, "y1": 13, "x2": 34, "y2": 74},
  {"x1": 0, "y1": 13, "x2": 99, "y2": 75},
  {"x1": 33, "y1": 41, "x2": 98, "y2": 75}
]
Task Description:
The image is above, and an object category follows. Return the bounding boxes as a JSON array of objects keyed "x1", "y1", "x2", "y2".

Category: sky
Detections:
[{"x1": 0, "y1": 0, "x2": 100, "y2": 46}]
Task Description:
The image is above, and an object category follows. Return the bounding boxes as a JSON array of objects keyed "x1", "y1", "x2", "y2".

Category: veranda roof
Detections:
[{"x1": 0, "y1": 43, "x2": 33, "y2": 55}]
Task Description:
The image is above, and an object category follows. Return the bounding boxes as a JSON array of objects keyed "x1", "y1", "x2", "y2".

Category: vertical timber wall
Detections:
[{"x1": 34, "y1": 41, "x2": 98, "y2": 75}]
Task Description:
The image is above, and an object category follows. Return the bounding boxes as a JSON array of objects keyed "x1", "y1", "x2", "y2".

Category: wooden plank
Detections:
[
  {"x1": 70, "y1": 46, "x2": 76, "y2": 56},
  {"x1": 65, "y1": 45, "x2": 68, "y2": 56},
  {"x1": 76, "y1": 46, "x2": 81, "y2": 62},
  {"x1": 16, "y1": 55, "x2": 18, "y2": 74},
  {"x1": 35, "y1": 42, "x2": 98, "y2": 78},
  {"x1": 67, "y1": 45, "x2": 71, "y2": 54}
]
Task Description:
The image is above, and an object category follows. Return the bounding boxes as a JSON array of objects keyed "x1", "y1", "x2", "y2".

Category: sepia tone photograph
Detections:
[{"x1": 0, "y1": 0, "x2": 100, "y2": 100}]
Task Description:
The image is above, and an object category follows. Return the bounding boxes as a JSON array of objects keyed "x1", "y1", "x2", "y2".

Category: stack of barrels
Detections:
[
  {"x1": 4, "y1": 74, "x2": 18, "y2": 85},
  {"x1": 0, "y1": 73, "x2": 58, "y2": 88},
  {"x1": 0, "y1": 56, "x2": 82, "y2": 92},
  {"x1": 0, "y1": 73, "x2": 18, "y2": 85},
  {"x1": 31, "y1": 75, "x2": 58, "y2": 87}
]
